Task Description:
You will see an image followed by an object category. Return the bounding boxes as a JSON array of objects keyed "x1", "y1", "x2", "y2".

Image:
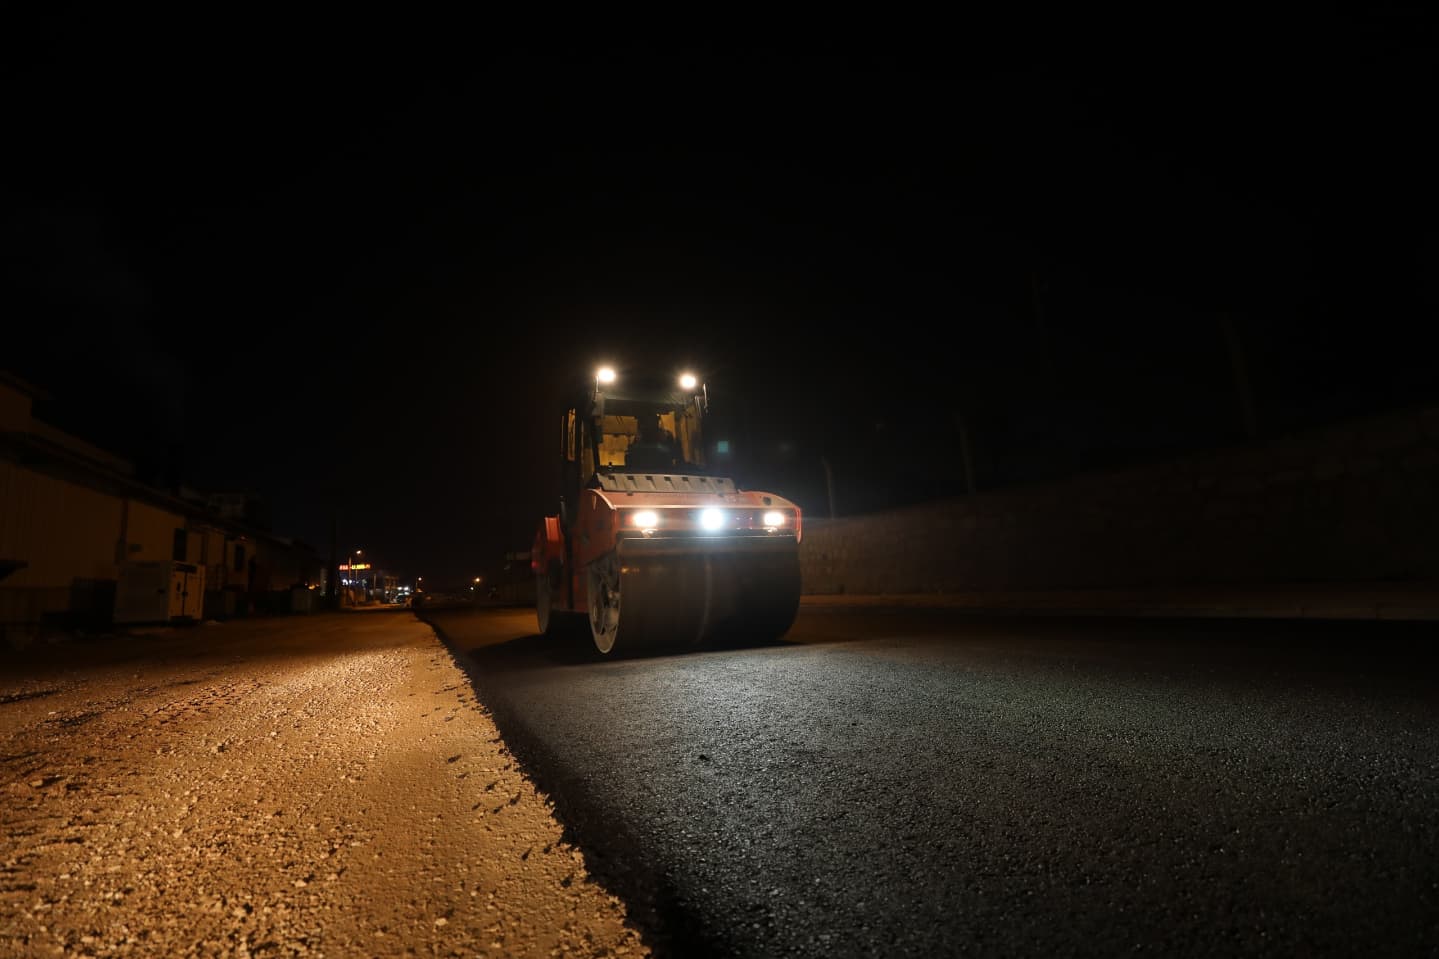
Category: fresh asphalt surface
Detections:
[{"x1": 418, "y1": 602, "x2": 1439, "y2": 958}]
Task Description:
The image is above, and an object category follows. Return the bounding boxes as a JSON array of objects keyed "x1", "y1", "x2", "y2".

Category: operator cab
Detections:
[
  {"x1": 562, "y1": 369, "x2": 710, "y2": 482},
  {"x1": 594, "y1": 390, "x2": 706, "y2": 475},
  {"x1": 555, "y1": 367, "x2": 722, "y2": 529}
]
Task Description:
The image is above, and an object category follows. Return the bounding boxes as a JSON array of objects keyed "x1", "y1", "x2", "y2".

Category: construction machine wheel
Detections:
[{"x1": 586, "y1": 552, "x2": 623, "y2": 654}]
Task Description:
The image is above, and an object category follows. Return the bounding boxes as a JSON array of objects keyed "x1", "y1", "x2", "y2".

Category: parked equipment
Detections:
[
  {"x1": 113, "y1": 560, "x2": 206, "y2": 625},
  {"x1": 532, "y1": 366, "x2": 802, "y2": 655}
]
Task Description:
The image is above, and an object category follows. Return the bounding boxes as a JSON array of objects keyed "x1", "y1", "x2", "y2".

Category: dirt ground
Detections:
[{"x1": 0, "y1": 611, "x2": 648, "y2": 958}]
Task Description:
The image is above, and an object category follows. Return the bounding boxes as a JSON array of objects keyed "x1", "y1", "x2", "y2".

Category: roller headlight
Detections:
[
  {"x1": 699, "y1": 508, "x2": 725, "y2": 531},
  {"x1": 762, "y1": 510, "x2": 785, "y2": 528},
  {"x1": 631, "y1": 510, "x2": 659, "y2": 529}
]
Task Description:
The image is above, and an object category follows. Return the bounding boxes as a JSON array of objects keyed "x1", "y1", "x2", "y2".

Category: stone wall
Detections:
[{"x1": 799, "y1": 405, "x2": 1439, "y2": 594}]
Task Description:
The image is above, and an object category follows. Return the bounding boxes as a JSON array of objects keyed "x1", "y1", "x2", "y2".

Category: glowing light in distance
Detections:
[
  {"x1": 762, "y1": 510, "x2": 785, "y2": 528},
  {"x1": 679, "y1": 372, "x2": 697, "y2": 390},
  {"x1": 596, "y1": 367, "x2": 616, "y2": 384},
  {"x1": 700, "y1": 508, "x2": 724, "y2": 531},
  {"x1": 631, "y1": 510, "x2": 659, "y2": 529}
]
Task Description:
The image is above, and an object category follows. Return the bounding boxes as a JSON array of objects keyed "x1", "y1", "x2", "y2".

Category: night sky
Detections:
[{"x1": 6, "y1": 15, "x2": 1437, "y2": 585}]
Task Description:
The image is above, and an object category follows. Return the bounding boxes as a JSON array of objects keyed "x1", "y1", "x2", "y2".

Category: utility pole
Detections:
[
  {"x1": 1031, "y1": 267, "x2": 1068, "y2": 475},
  {"x1": 327, "y1": 513, "x2": 337, "y2": 610},
  {"x1": 953, "y1": 411, "x2": 976, "y2": 495},
  {"x1": 820, "y1": 456, "x2": 836, "y2": 519},
  {"x1": 1219, "y1": 312, "x2": 1259, "y2": 441}
]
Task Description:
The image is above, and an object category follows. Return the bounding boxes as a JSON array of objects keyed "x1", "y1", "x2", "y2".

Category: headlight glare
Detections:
[
  {"x1": 631, "y1": 510, "x2": 659, "y2": 529},
  {"x1": 700, "y1": 508, "x2": 725, "y2": 531},
  {"x1": 762, "y1": 510, "x2": 785, "y2": 528}
]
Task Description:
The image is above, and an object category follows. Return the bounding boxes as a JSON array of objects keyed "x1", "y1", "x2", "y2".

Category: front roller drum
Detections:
[{"x1": 587, "y1": 542, "x2": 801, "y2": 655}]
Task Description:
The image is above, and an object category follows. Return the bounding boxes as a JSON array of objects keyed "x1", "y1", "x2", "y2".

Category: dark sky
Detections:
[{"x1": 6, "y1": 14, "x2": 1438, "y2": 584}]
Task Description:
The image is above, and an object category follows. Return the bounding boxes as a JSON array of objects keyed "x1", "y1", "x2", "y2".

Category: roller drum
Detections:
[{"x1": 587, "y1": 537, "x2": 801, "y2": 655}]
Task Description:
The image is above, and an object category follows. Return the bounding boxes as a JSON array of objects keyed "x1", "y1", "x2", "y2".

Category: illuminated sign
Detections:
[{"x1": 339, "y1": 563, "x2": 372, "y2": 571}]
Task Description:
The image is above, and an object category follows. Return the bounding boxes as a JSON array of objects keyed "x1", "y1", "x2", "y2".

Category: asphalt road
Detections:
[{"x1": 420, "y1": 603, "x2": 1439, "y2": 958}]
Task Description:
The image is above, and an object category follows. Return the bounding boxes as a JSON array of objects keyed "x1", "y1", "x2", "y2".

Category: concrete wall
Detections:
[
  {"x1": 799, "y1": 405, "x2": 1439, "y2": 595},
  {"x1": 0, "y1": 462, "x2": 126, "y2": 628},
  {"x1": 196, "y1": 527, "x2": 228, "y2": 593},
  {"x1": 124, "y1": 500, "x2": 185, "y2": 563},
  {"x1": 0, "y1": 461, "x2": 124, "y2": 588}
]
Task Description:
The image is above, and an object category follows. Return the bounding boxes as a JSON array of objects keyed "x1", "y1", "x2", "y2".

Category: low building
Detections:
[{"x1": 0, "y1": 372, "x2": 322, "y2": 642}]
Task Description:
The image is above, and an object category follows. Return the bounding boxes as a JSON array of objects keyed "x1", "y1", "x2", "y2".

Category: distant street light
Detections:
[
  {"x1": 820, "y1": 456, "x2": 836, "y2": 519},
  {"x1": 345, "y1": 549, "x2": 368, "y2": 603}
]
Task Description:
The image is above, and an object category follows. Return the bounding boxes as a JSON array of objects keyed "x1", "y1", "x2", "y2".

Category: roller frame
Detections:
[{"x1": 534, "y1": 484, "x2": 802, "y2": 654}]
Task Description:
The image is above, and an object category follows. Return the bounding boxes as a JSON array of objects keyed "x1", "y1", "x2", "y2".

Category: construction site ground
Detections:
[{"x1": 2, "y1": 580, "x2": 1435, "y2": 957}]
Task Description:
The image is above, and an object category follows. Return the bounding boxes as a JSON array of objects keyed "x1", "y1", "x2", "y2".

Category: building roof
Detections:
[{"x1": 0, "y1": 370, "x2": 51, "y2": 401}]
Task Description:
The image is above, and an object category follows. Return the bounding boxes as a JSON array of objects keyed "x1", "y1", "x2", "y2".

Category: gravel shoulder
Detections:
[{"x1": 0, "y1": 611, "x2": 647, "y2": 958}]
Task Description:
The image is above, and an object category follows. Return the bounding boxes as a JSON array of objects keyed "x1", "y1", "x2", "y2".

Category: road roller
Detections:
[{"x1": 531, "y1": 365, "x2": 802, "y2": 654}]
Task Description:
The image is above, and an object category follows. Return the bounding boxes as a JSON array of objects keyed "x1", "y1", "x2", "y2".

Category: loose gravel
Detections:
[{"x1": 0, "y1": 611, "x2": 648, "y2": 958}]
